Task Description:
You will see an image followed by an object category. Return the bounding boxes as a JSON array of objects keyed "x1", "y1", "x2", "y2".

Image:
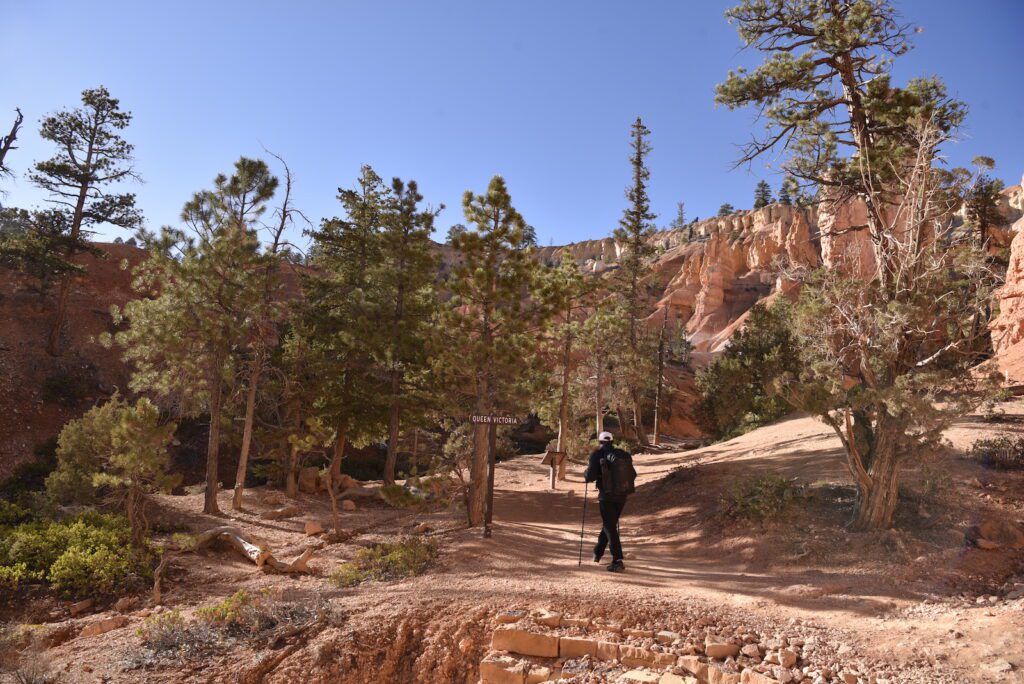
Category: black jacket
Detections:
[{"x1": 584, "y1": 444, "x2": 633, "y2": 501}]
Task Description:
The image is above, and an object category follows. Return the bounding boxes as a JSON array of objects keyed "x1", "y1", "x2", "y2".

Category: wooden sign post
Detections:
[{"x1": 471, "y1": 414, "x2": 520, "y2": 538}]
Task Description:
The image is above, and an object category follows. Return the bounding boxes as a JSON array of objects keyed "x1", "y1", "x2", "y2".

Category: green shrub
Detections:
[
  {"x1": 196, "y1": 589, "x2": 327, "y2": 637},
  {"x1": 379, "y1": 484, "x2": 426, "y2": 508},
  {"x1": 0, "y1": 513, "x2": 152, "y2": 598},
  {"x1": 968, "y1": 436, "x2": 1024, "y2": 470},
  {"x1": 331, "y1": 538, "x2": 436, "y2": 587},
  {"x1": 137, "y1": 610, "x2": 188, "y2": 650},
  {"x1": 695, "y1": 301, "x2": 799, "y2": 439},
  {"x1": 0, "y1": 501, "x2": 33, "y2": 527},
  {"x1": 196, "y1": 589, "x2": 255, "y2": 629},
  {"x1": 724, "y1": 474, "x2": 808, "y2": 521}
]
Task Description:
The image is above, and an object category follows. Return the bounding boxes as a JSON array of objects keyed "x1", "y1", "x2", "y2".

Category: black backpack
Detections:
[{"x1": 600, "y1": 449, "x2": 636, "y2": 497}]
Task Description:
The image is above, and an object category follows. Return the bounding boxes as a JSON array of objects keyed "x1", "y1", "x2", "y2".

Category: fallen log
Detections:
[{"x1": 195, "y1": 526, "x2": 315, "y2": 573}]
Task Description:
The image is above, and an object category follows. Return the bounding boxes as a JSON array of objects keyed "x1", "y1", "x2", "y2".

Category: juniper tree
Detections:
[
  {"x1": 375, "y1": 178, "x2": 441, "y2": 485},
  {"x1": 753, "y1": 180, "x2": 774, "y2": 209},
  {"x1": 113, "y1": 158, "x2": 271, "y2": 515},
  {"x1": 612, "y1": 118, "x2": 658, "y2": 446},
  {"x1": 437, "y1": 176, "x2": 539, "y2": 526},
  {"x1": 717, "y1": 0, "x2": 999, "y2": 529},
  {"x1": 31, "y1": 87, "x2": 142, "y2": 355}
]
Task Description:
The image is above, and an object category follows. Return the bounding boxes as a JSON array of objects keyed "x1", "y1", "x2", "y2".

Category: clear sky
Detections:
[{"x1": 3, "y1": 1, "x2": 1022, "y2": 249}]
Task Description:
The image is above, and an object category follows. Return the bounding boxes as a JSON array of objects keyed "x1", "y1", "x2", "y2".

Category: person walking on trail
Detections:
[{"x1": 584, "y1": 431, "x2": 636, "y2": 573}]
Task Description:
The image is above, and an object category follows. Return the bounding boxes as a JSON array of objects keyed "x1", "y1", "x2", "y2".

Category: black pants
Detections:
[{"x1": 594, "y1": 498, "x2": 626, "y2": 562}]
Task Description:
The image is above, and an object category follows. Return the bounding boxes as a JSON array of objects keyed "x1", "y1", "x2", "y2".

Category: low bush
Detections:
[
  {"x1": 723, "y1": 474, "x2": 809, "y2": 522},
  {"x1": 378, "y1": 484, "x2": 427, "y2": 508},
  {"x1": 197, "y1": 589, "x2": 328, "y2": 637},
  {"x1": 331, "y1": 537, "x2": 436, "y2": 587},
  {"x1": 0, "y1": 513, "x2": 153, "y2": 598},
  {"x1": 968, "y1": 436, "x2": 1024, "y2": 470},
  {"x1": 40, "y1": 367, "x2": 90, "y2": 407}
]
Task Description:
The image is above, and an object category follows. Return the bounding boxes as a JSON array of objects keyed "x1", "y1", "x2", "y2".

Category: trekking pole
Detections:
[{"x1": 577, "y1": 481, "x2": 588, "y2": 566}]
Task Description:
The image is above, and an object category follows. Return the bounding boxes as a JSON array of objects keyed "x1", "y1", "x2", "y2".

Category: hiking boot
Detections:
[
  {"x1": 607, "y1": 559, "x2": 625, "y2": 573},
  {"x1": 592, "y1": 549, "x2": 603, "y2": 563}
]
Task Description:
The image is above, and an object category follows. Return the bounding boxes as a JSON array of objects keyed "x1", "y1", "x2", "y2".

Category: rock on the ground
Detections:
[
  {"x1": 342, "y1": 499, "x2": 357, "y2": 511},
  {"x1": 298, "y1": 466, "x2": 320, "y2": 493},
  {"x1": 69, "y1": 598, "x2": 93, "y2": 617},
  {"x1": 261, "y1": 505, "x2": 301, "y2": 520},
  {"x1": 80, "y1": 615, "x2": 129, "y2": 638}
]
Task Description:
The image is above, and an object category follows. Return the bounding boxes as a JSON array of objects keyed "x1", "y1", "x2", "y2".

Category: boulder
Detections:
[
  {"x1": 480, "y1": 652, "x2": 526, "y2": 684},
  {"x1": 559, "y1": 636, "x2": 597, "y2": 658},
  {"x1": 414, "y1": 522, "x2": 432, "y2": 534},
  {"x1": 621, "y1": 671, "x2": 660, "y2": 683},
  {"x1": 80, "y1": 615, "x2": 129, "y2": 638},
  {"x1": 977, "y1": 518, "x2": 1024, "y2": 550},
  {"x1": 261, "y1": 505, "x2": 301, "y2": 520},
  {"x1": 678, "y1": 655, "x2": 709, "y2": 679},
  {"x1": 707, "y1": 668, "x2": 742, "y2": 684},
  {"x1": 304, "y1": 520, "x2": 324, "y2": 536},
  {"x1": 595, "y1": 640, "x2": 620, "y2": 661},
  {"x1": 298, "y1": 466, "x2": 320, "y2": 493},
  {"x1": 491, "y1": 627, "x2": 559, "y2": 658},
  {"x1": 660, "y1": 675, "x2": 699, "y2": 684},
  {"x1": 741, "y1": 671, "x2": 779, "y2": 684},
  {"x1": 620, "y1": 644, "x2": 657, "y2": 667},
  {"x1": 705, "y1": 640, "x2": 741, "y2": 660},
  {"x1": 342, "y1": 499, "x2": 357, "y2": 511},
  {"x1": 496, "y1": 610, "x2": 525, "y2": 624},
  {"x1": 114, "y1": 596, "x2": 135, "y2": 613},
  {"x1": 533, "y1": 609, "x2": 561, "y2": 628},
  {"x1": 69, "y1": 598, "x2": 93, "y2": 617},
  {"x1": 657, "y1": 630, "x2": 681, "y2": 644},
  {"x1": 526, "y1": 667, "x2": 552, "y2": 684},
  {"x1": 779, "y1": 648, "x2": 798, "y2": 668}
]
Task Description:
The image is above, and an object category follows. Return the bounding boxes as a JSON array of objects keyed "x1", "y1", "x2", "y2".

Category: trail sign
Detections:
[
  {"x1": 471, "y1": 414, "x2": 520, "y2": 425},
  {"x1": 471, "y1": 414, "x2": 522, "y2": 538}
]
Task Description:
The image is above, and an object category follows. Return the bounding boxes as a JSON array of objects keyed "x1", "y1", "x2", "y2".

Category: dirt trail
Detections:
[{"x1": 22, "y1": 408, "x2": 1024, "y2": 683}]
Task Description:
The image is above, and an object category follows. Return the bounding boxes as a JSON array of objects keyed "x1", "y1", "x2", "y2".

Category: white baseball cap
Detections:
[{"x1": 598, "y1": 431, "x2": 614, "y2": 442}]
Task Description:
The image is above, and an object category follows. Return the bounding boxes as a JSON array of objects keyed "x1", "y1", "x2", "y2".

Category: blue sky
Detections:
[{"x1": 3, "y1": 1, "x2": 1022, "y2": 249}]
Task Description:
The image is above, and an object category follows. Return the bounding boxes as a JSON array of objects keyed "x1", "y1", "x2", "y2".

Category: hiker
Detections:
[{"x1": 584, "y1": 431, "x2": 636, "y2": 573}]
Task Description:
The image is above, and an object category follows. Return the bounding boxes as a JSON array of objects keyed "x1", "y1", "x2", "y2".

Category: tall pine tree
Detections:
[
  {"x1": 612, "y1": 118, "x2": 657, "y2": 446},
  {"x1": 31, "y1": 87, "x2": 142, "y2": 355},
  {"x1": 438, "y1": 176, "x2": 539, "y2": 526},
  {"x1": 753, "y1": 179, "x2": 773, "y2": 208}
]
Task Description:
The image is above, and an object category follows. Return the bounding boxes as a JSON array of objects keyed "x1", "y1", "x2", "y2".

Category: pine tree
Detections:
[
  {"x1": 299, "y1": 166, "x2": 389, "y2": 489},
  {"x1": 0, "y1": 108, "x2": 23, "y2": 185},
  {"x1": 669, "y1": 201, "x2": 687, "y2": 231},
  {"x1": 30, "y1": 87, "x2": 142, "y2": 356},
  {"x1": 612, "y1": 117, "x2": 657, "y2": 446},
  {"x1": 438, "y1": 176, "x2": 539, "y2": 527},
  {"x1": 231, "y1": 154, "x2": 300, "y2": 510},
  {"x1": 717, "y1": 203, "x2": 735, "y2": 217},
  {"x1": 533, "y1": 253, "x2": 597, "y2": 474},
  {"x1": 753, "y1": 180, "x2": 773, "y2": 209},
  {"x1": 113, "y1": 158, "x2": 271, "y2": 515},
  {"x1": 778, "y1": 176, "x2": 796, "y2": 205},
  {"x1": 376, "y1": 177, "x2": 441, "y2": 485}
]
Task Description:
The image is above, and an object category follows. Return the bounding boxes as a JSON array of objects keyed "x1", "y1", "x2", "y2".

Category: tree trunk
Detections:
[
  {"x1": 330, "y1": 422, "x2": 347, "y2": 487},
  {"x1": 468, "y1": 418, "x2": 489, "y2": 527},
  {"x1": 232, "y1": 356, "x2": 263, "y2": 510},
  {"x1": 286, "y1": 444, "x2": 300, "y2": 499},
  {"x1": 653, "y1": 309, "x2": 667, "y2": 446},
  {"x1": 631, "y1": 390, "x2": 649, "y2": 446},
  {"x1": 555, "y1": 326, "x2": 572, "y2": 458},
  {"x1": 46, "y1": 151, "x2": 92, "y2": 357},
  {"x1": 204, "y1": 368, "x2": 224, "y2": 515},
  {"x1": 853, "y1": 426, "x2": 901, "y2": 530},
  {"x1": 595, "y1": 364, "x2": 604, "y2": 435},
  {"x1": 383, "y1": 371, "x2": 402, "y2": 485},
  {"x1": 615, "y1": 403, "x2": 632, "y2": 441}
]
